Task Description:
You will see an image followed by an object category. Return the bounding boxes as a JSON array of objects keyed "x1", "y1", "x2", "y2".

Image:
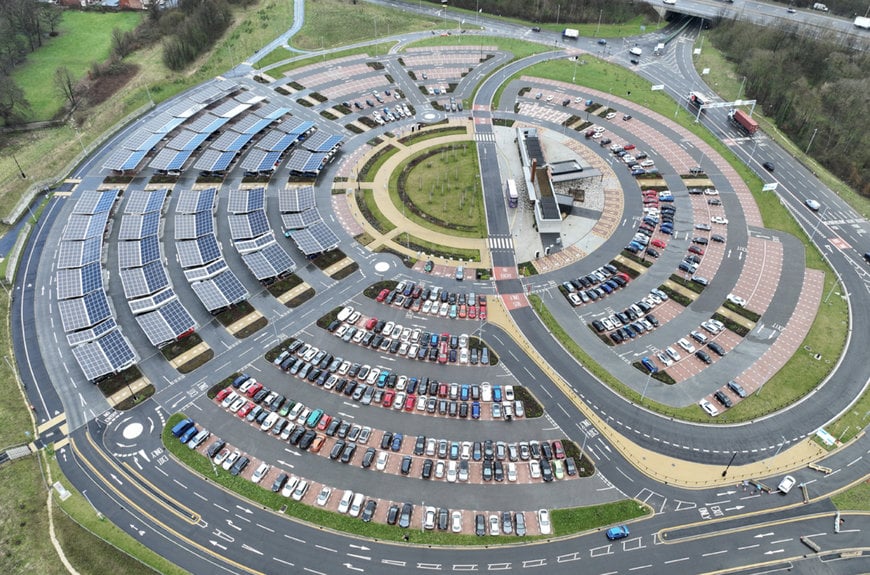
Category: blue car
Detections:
[
  {"x1": 471, "y1": 402, "x2": 481, "y2": 419},
  {"x1": 641, "y1": 357, "x2": 658, "y2": 373},
  {"x1": 391, "y1": 433, "x2": 404, "y2": 452},
  {"x1": 606, "y1": 525, "x2": 630, "y2": 540}
]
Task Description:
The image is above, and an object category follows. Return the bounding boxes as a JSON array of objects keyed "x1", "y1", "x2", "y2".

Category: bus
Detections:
[{"x1": 506, "y1": 179, "x2": 518, "y2": 208}]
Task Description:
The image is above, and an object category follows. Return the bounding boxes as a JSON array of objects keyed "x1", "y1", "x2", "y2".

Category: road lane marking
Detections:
[
  {"x1": 664, "y1": 557, "x2": 690, "y2": 564},
  {"x1": 702, "y1": 550, "x2": 727, "y2": 557}
]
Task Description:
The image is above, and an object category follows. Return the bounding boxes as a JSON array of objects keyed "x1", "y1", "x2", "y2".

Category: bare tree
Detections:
[
  {"x1": 0, "y1": 74, "x2": 31, "y2": 123},
  {"x1": 41, "y1": 3, "x2": 62, "y2": 36},
  {"x1": 54, "y1": 66, "x2": 79, "y2": 110}
]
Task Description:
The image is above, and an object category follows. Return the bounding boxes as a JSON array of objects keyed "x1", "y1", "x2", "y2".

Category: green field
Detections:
[
  {"x1": 831, "y1": 480, "x2": 870, "y2": 512},
  {"x1": 10, "y1": 10, "x2": 142, "y2": 121},
  {"x1": 389, "y1": 142, "x2": 486, "y2": 238}
]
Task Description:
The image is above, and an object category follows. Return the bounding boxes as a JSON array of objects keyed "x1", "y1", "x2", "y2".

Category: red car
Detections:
[
  {"x1": 316, "y1": 414, "x2": 332, "y2": 431},
  {"x1": 237, "y1": 401, "x2": 255, "y2": 418},
  {"x1": 245, "y1": 382, "x2": 263, "y2": 397},
  {"x1": 458, "y1": 304, "x2": 467, "y2": 318},
  {"x1": 651, "y1": 238, "x2": 667, "y2": 249},
  {"x1": 623, "y1": 143, "x2": 636, "y2": 150},
  {"x1": 376, "y1": 289, "x2": 389, "y2": 302},
  {"x1": 365, "y1": 317, "x2": 378, "y2": 330},
  {"x1": 404, "y1": 394, "x2": 416, "y2": 411},
  {"x1": 382, "y1": 391, "x2": 395, "y2": 408},
  {"x1": 688, "y1": 245, "x2": 705, "y2": 256},
  {"x1": 438, "y1": 341, "x2": 449, "y2": 364},
  {"x1": 552, "y1": 440, "x2": 566, "y2": 459},
  {"x1": 468, "y1": 306, "x2": 477, "y2": 319},
  {"x1": 479, "y1": 307, "x2": 487, "y2": 320},
  {"x1": 216, "y1": 387, "x2": 232, "y2": 402}
]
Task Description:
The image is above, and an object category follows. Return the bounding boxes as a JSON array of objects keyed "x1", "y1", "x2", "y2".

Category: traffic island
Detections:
[
  {"x1": 216, "y1": 302, "x2": 267, "y2": 339},
  {"x1": 161, "y1": 333, "x2": 214, "y2": 373}
]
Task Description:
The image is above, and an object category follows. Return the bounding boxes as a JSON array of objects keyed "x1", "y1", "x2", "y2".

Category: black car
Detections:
[
  {"x1": 400, "y1": 455, "x2": 413, "y2": 475},
  {"x1": 565, "y1": 457, "x2": 577, "y2": 476},
  {"x1": 380, "y1": 432, "x2": 393, "y2": 450},
  {"x1": 361, "y1": 447, "x2": 376, "y2": 468},
  {"x1": 728, "y1": 380, "x2": 747, "y2": 398},
  {"x1": 482, "y1": 460, "x2": 493, "y2": 481},
  {"x1": 330, "y1": 440, "x2": 346, "y2": 460},
  {"x1": 541, "y1": 462, "x2": 554, "y2": 482},
  {"x1": 475, "y1": 514, "x2": 486, "y2": 536},
  {"x1": 271, "y1": 472, "x2": 288, "y2": 492},
  {"x1": 206, "y1": 439, "x2": 226, "y2": 458},
  {"x1": 493, "y1": 460, "x2": 505, "y2": 482},
  {"x1": 399, "y1": 503, "x2": 413, "y2": 528},
  {"x1": 340, "y1": 442, "x2": 356, "y2": 463},
  {"x1": 289, "y1": 426, "x2": 305, "y2": 445},
  {"x1": 707, "y1": 341, "x2": 726, "y2": 356},
  {"x1": 387, "y1": 504, "x2": 400, "y2": 525},
  {"x1": 459, "y1": 402, "x2": 469, "y2": 418},
  {"x1": 414, "y1": 436, "x2": 426, "y2": 456},
  {"x1": 695, "y1": 350, "x2": 713, "y2": 364},
  {"x1": 763, "y1": 161, "x2": 775, "y2": 172},
  {"x1": 422, "y1": 458, "x2": 434, "y2": 479},
  {"x1": 229, "y1": 456, "x2": 249, "y2": 476},
  {"x1": 714, "y1": 390, "x2": 733, "y2": 408},
  {"x1": 438, "y1": 507, "x2": 449, "y2": 531},
  {"x1": 361, "y1": 499, "x2": 377, "y2": 522}
]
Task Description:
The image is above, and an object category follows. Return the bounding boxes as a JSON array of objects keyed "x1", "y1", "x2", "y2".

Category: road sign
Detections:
[
  {"x1": 762, "y1": 182, "x2": 779, "y2": 192},
  {"x1": 651, "y1": 84, "x2": 665, "y2": 91}
]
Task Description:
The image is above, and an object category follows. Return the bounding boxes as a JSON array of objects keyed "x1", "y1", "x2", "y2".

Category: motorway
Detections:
[{"x1": 9, "y1": 1, "x2": 870, "y2": 574}]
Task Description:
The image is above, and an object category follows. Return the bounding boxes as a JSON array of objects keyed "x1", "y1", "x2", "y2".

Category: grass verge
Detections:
[
  {"x1": 831, "y1": 479, "x2": 870, "y2": 511},
  {"x1": 164, "y1": 413, "x2": 646, "y2": 544},
  {"x1": 357, "y1": 189, "x2": 397, "y2": 234},
  {"x1": 395, "y1": 232, "x2": 481, "y2": 262}
]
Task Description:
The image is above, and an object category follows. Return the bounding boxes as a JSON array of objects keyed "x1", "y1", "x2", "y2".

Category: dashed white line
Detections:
[
  {"x1": 702, "y1": 550, "x2": 727, "y2": 557},
  {"x1": 664, "y1": 557, "x2": 690, "y2": 564},
  {"x1": 273, "y1": 557, "x2": 294, "y2": 567},
  {"x1": 738, "y1": 544, "x2": 759, "y2": 550},
  {"x1": 347, "y1": 553, "x2": 371, "y2": 561},
  {"x1": 315, "y1": 544, "x2": 336, "y2": 553},
  {"x1": 192, "y1": 491, "x2": 207, "y2": 501},
  {"x1": 256, "y1": 523, "x2": 275, "y2": 533},
  {"x1": 285, "y1": 534, "x2": 306, "y2": 543},
  {"x1": 770, "y1": 538, "x2": 793, "y2": 545},
  {"x1": 629, "y1": 565, "x2": 652, "y2": 571}
]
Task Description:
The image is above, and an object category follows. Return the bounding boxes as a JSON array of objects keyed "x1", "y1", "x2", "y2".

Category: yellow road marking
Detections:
[{"x1": 37, "y1": 412, "x2": 67, "y2": 435}]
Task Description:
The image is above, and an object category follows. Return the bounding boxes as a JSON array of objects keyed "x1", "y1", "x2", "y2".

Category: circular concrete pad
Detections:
[{"x1": 122, "y1": 422, "x2": 143, "y2": 440}]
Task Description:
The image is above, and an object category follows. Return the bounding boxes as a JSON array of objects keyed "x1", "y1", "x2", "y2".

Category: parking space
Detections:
[{"x1": 728, "y1": 236, "x2": 783, "y2": 313}]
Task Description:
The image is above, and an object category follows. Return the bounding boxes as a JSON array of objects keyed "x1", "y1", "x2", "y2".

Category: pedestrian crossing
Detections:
[
  {"x1": 488, "y1": 236, "x2": 514, "y2": 250},
  {"x1": 474, "y1": 132, "x2": 495, "y2": 142}
]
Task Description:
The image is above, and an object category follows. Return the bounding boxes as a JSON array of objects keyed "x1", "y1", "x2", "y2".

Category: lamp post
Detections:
[
  {"x1": 640, "y1": 371, "x2": 652, "y2": 401},
  {"x1": 11, "y1": 153, "x2": 26, "y2": 179},
  {"x1": 721, "y1": 452, "x2": 737, "y2": 477},
  {"x1": 805, "y1": 127, "x2": 818, "y2": 155}
]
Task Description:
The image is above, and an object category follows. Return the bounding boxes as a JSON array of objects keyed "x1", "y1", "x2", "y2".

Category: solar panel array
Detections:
[
  {"x1": 286, "y1": 149, "x2": 330, "y2": 177},
  {"x1": 56, "y1": 189, "x2": 127, "y2": 378},
  {"x1": 103, "y1": 78, "x2": 239, "y2": 171},
  {"x1": 117, "y1": 189, "x2": 196, "y2": 347},
  {"x1": 173, "y1": 188, "x2": 248, "y2": 312},
  {"x1": 225, "y1": 187, "x2": 296, "y2": 281},
  {"x1": 302, "y1": 130, "x2": 344, "y2": 153},
  {"x1": 278, "y1": 185, "x2": 339, "y2": 255},
  {"x1": 240, "y1": 148, "x2": 282, "y2": 173}
]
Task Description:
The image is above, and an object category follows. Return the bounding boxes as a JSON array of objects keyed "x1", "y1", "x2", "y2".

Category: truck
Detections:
[
  {"x1": 686, "y1": 91, "x2": 709, "y2": 112},
  {"x1": 812, "y1": 3, "x2": 828, "y2": 11},
  {"x1": 654, "y1": 43, "x2": 665, "y2": 55},
  {"x1": 562, "y1": 28, "x2": 579, "y2": 40},
  {"x1": 855, "y1": 16, "x2": 870, "y2": 29},
  {"x1": 629, "y1": 46, "x2": 643, "y2": 56},
  {"x1": 728, "y1": 109, "x2": 759, "y2": 135}
]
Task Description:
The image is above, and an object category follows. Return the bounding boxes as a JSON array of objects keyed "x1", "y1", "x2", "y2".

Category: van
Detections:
[{"x1": 171, "y1": 418, "x2": 195, "y2": 438}]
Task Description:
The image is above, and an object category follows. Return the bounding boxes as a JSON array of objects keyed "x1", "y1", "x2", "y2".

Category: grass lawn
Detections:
[
  {"x1": 289, "y1": 0, "x2": 439, "y2": 52},
  {"x1": 831, "y1": 480, "x2": 870, "y2": 512},
  {"x1": 552, "y1": 500, "x2": 649, "y2": 536},
  {"x1": 395, "y1": 232, "x2": 481, "y2": 262},
  {"x1": 389, "y1": 142, "x2": 486, "y2": 238},
  {"x1": 262, "y1": 42, "x2": 396, "y2": 76},
  {"x1": 403, "y1": 34, "x2": 550, "y2": 60},
  {"x1": 10, "y1": 10, "x2": 143, "y2": 121}
]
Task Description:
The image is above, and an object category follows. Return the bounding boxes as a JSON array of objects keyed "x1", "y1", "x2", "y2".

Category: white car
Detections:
[
  {"x1": 703, "y1": 188, "x2": 719, "y2": 196},
  {"x1": 677, "y1": 338, "x2": 696, "y2": 353},
  {"x1": 640, "y1": 159, "x2": 655, "y2": 167},
  {"x1": 666, "y1": 346, "x2": 681, "y2": 361},
  {"x1": 435, "y1": 460, "x2": 445, "y2": 479},
  {"x1": 711, "y1": 216, "x2": 728, "y2": 225},
  {"x1": 538, "y1": 509, "x2": 552, "y2": 535},
  {"x1": 507, "y1": 462, "x2": 518, "y2": 482},
  {"x1": 376, "y1": 451, "x2": 389, "y2": 471},
  {"x1": 447, "y1": 461, "x2": 457, "y2": 483},
  {"x1": 777, "y1": 475, "x2": 797, "y2": 494},
  {"x1": 451, "y1": 511, "x2": 463, "y2": 533},
  {"x1": 504, "y1": 385, "x2": 515, "y2": 402},
  {"x1": 727, "y1": 294, "x2": 747, "y2": 307},
  {"x1": 221, "y1": 391, "x2": 239, "y2": 408},
  {"x1": 424, "y1": 506, "x2": 437, "y2": 530},
  {"x1": 338, "y1": 490, "x2": 354, "y2": 514},
  {"x1": 422, "y1": 300, "x2": 432, "y2": 314},
  {"x1": 459, "y1": 333, "x2": 469, "y2": 348},
  {"x1": 605, "y1": 112, "x2": 617, "y2": 120},
  {"x1": 281, "y1": 476, "x2": 300, "y2": 498},
  {"x1": 349, "y1": 492, "x2": 365, "y2": 517},
  {"x1": 222, "y1": 450, "x2": 240, "y2": 470},
  {"x1": 529, "y1": 460, "x2": 542, "y2": 479},
  {"x1": 699, "y1": 399, "x2": 719, "y2": 417},
  {"x1": 251, "y1": 463, "x2": 270, "y2": 484},
  {"x1": 489, "y1": 514, "x2": 500, "y2": 535},
  {"x1": 439, "y1": 302, "x2": 449, "y2": 316},
  {"x1": 656, "y1": 352, "x2": 673, "y2": 367},
  {"x1": 805, "y1": 199, "x2": 821, "y2": 211},
  {"x1": 337, "y1": 306, "x2": 354, "y2": 322},
  {"x1": 459, "y1": 349, "x2": 469, "y2": 364},
  {"x1": 481, "y1": 383, "x2": 492, "y2": 402},
  {"x1": 315, "y1": 486, "x2": 332, "y2": 506},
  {"x1": 291, "y1": 479, "x2": 309, "y2": 501}
]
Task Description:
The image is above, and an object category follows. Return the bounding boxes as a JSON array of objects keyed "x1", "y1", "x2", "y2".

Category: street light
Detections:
[{"x1": 805, "y1": 127, "x2": 818, "y2": 155}]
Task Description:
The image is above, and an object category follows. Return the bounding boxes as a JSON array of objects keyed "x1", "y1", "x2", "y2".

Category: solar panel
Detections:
[
  {"x1": 302, "y1": 152, "x2": 329, "y2": 174},
  {"x1": 286, "y1": 221, "x2": 340, "y2": 256},
  {"x1": 73, "y1": 189, "x2": 119, "y2": 214},
  {"x1": 129, "y1": 287, "x2": 177, "y2": 314},
  {"x1": 255, "y1": 129, "x2": 297, "y2": 153},
  {"x1": 227, "y1": 187, "x2": 265, "y2": 214},
  {"x1": 177, "y1": 234, "x2": 221, "y2": 268},
  {"x1": 184, "y1": 258, "x2": 227, "y2": 282},
  {"x1": 67, "y1": 318, "x2": 118, "y2": 346},
  {"x1": 256, "y1": 105, "x2": 290, "y2": 122},
  {"x1": 62, "y1": 212, "x2": 109, "y2": 241},
  {"x1": 57, "y1": 237, "x2": 102, "y2": 269},
  {"x1": 279, "y1": 118, "x2": 315, "y2": 137},
  {"x1": 125, "y1": 189, "x2": 168, "y2": 214},
  {"x1": 118, "y1": 212, "x2": 160, "y2": 240},
  {"x1": 166, "y1": 130, "x2": 210, "y2": 152},
  {"x1": 123, "y1": 130, "x2": 163, "y2": 152},
  {"x1": 279, "y1": 186, "x2": 316, "y2": 213},
  {"x1": 240, "y1": 149, "x2": 269, "y2": 172},
  {"x1": 281, "y1": 207, "x2": 322, "y2": 229},
  {"x1": 191, "y1": 270, "x2": 247, "y2": 312},
  {"x1": 241, "y1": 243, "x2": 296, "y2": 280},
  {"x1": 56, "y1": 262, "x2": 103, "y2": 300},
  {"x1": 175, "y1": 211, "x2": 214, "y2": 239},
  {"x1": 176, "y1": 188, "x2": 216, "y2": 214},
  {"x1": 117, "y1": 235, "x2": 160, "y2": 269},
  {"x1": 286, "y1": 149, "x2": 314, "y2": 174},
  {"x1": 58, "y1": 290, "x2": 111, "y2": 332},
  {"x1": 302, "y1": 131, "x2": 344, "y2": 153},
  {"x1": 103, "y1": 148, "x2": 148, "y2": 171},
  {"x1": 120, "y1": 261, "x2": 169, "y2": 299},
  {"x1": 228, "y1": 211, "x2": 270, "y2": 240},
  {"x1": 212, "y1": 100, "x2": 252, "y2": 119},
  {"x1": 213, "y1": 269, "x2": 248, "y2": 304},
  {"x1": 136, "y1": 299, "x2": 196, "y2": 346},
  {"x1": 235, "y1": 231, "x2": 275, "y2": 254},
  {"x1": 165, "y1": 100, "x2": 206, "y2": 118},
  {"x1": 193, "y1": 148, "x2": 236, "y2": 172},
  {"x1": 210, "y1": 130, "x2": 246, "y2": 152}
]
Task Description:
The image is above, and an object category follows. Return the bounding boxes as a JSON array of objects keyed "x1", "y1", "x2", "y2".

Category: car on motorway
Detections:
[
  {"x1": 606, "y1": 525, "x2": 630, "y2": 540},
  {"x1": 763, "y1": 161, "x2": 775, "y2": 171},
  {"x1": 805, "y1": 199, "x2": 821, "y2": 212},
  {"x1": 777, "y1": 475, "x2": 797, "y2": 494}
]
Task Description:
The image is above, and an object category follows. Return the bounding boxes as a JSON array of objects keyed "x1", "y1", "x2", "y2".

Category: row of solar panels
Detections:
[
  {"x1": 55, "y1": 189, "x2": 137, "y2": 382},
  {"x1": 278, "y1": 186, "x2": 340, "y2": 256},
  {"x1": 173, "y1": 188, "x2": 249, "y2": 312},
  {"x1": 225, "y1": 187, "x2": 296, "y2": 281},
  {"x1": 118, "y1": 189, "x2": 197, "y2": 348}
]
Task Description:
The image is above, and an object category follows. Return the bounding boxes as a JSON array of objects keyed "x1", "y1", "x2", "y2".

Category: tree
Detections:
[
  {"x1": 41, "y1": 3, "x2": 62, "y2": 36},
  {"x1": 0, "y1": 74, "x2": 31, "y2": 124},
  {"x1": 54, "y1": 66, "x2": 79, "y2": 110}
]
